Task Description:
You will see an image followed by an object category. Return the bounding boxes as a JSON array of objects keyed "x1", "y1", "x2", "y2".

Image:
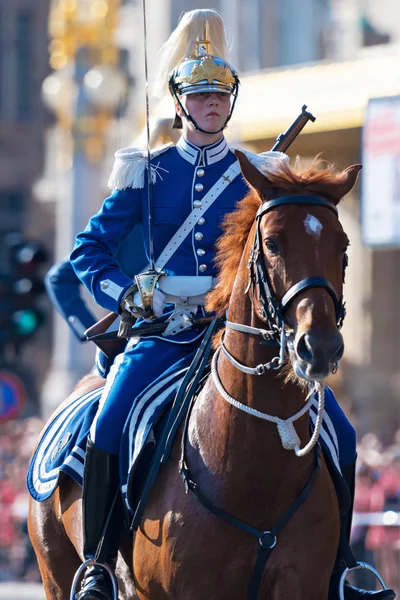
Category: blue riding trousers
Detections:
[
  {"x1": 90, "y1": 337, "x2": 199, "y2": 454},
  {"x1": 90, "y1": 336, "x2": 356, "y2": 465}
]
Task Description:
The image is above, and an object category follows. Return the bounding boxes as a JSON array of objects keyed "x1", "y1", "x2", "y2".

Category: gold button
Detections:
[
  {"x1": 197, "y1": 168, "x2": 205, "y2": 177},
  {"x1": 195, "y1": 232, "x2": 203, "y2": 241},
  {"x1": 195, "y1": 183, "x2": 204, "y2": 192},
  {"x1": 197, "y1": 248, "x2": 205, "y2": 256},
  {"x1": 193, "y1": 200, "x2": 202, "y2": 208},
  {"x1": 199, "y1": 264, "x2": 207, "y2": 272}
]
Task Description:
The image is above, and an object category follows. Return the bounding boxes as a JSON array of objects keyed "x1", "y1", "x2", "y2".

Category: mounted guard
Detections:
[{"x1": 27, "y1": 7, "x2": 395, "y2": 600}]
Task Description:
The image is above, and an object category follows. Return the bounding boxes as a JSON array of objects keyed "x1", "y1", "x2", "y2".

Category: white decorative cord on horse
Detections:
[{"x1": 211, "y1": 347, "x2": 326, "y2": 457}]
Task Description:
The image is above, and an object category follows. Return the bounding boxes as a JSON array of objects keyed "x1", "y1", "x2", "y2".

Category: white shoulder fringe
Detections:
[
  {"x1": 233, "y1": 149, "x2": 290, "y2": 175},
  {"x1": 107, "y1": 142, "x2": 173, "y2": 191}
]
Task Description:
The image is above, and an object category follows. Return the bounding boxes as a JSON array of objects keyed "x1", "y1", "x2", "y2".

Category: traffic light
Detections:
[
  {"x1": 0, "y1": 237, "x2": 49, "y2": 352},
  {"x1": 9, "y1": 240, "x2": 48, "y2": 339},
  {"x1": 0, "y1": 272, "x2": 11, "y2": 345}
]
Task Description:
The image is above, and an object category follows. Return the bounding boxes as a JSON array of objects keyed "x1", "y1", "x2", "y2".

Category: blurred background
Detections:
[{"x1": 1, "y1": 0, "x2": 400, "y2": 596}]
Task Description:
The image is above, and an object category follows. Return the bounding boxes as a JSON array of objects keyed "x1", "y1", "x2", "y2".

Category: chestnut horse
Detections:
[{"x1": 28, "y1": 152, "x2": 361, "y2": 600}]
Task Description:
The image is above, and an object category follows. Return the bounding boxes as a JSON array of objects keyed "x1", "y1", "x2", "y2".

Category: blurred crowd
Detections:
[
  {"x1": 0, "y1": 418, "x2": 42, "y2": 582},
  {"x1": 352, "y1": 431, "x2": 400, "y2": 593},
  {"x1": 1, "y1": 418, "x2": 400, "y2": 589}
]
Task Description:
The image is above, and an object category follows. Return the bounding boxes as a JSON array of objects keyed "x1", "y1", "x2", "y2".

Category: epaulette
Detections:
[
  {"x1": 231, "y1": 148, "x2": 289, "y2": 175},
  {"x1": 107, "y1": 142, "x2": 173, "y2": 191}
]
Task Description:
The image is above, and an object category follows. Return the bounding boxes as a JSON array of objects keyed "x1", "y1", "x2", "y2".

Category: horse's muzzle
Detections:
[{"x1": 294, "y1": 329, "x2": 344, "y2": 380}]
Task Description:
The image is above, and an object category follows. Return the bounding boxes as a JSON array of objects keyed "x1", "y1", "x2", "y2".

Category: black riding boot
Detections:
[
  {"x1": 75, "y1": 438, "x2": 121, "y2": 600},
  {"x1": 330, "y1": 460, "x2": 395, "y2": 600}
]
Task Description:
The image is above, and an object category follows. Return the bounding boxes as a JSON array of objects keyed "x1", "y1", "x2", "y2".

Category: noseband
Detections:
[{"x1": 248, "y1": 194, "x2": 347, "y2": 341}]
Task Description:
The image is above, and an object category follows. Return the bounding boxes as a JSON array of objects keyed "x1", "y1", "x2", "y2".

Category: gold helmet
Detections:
[
  {"x1": 170, "y1": 39, "x2": 238, "y2": 96},
  {"x1": 169, "y1": 39, "x2": 240, "y2": 133}
]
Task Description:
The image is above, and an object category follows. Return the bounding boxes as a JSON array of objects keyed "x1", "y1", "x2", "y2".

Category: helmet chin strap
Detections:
[{"x1": 171, "y1": 80, "x2": 240, "y2": 136}]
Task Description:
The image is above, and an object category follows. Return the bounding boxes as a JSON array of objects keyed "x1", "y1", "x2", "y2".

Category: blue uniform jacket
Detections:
[
  {"x1": 46, "y1": 224, "x2": 147, "y2": 340},
  {"x1": 71, "y1": 137, "x2": 249, "y2": 308},
  {"x1": 70, "y1": 136, "x2": 250, "y2": 341}
]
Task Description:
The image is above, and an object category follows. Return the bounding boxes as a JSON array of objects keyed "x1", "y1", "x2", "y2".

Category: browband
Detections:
[{"x1": 256, "y1": 195, "x2": 338, "y2": 219}]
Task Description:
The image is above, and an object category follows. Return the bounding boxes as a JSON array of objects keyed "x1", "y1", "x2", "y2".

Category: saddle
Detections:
[{"x1": 26, "y1": 318, "x2": 218, "y2": 512}]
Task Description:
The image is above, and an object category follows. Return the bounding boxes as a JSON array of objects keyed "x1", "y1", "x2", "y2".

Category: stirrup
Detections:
[
  {"x1": 339, "y1": 561, "x2": 388, "y2": 600},
  {"x1": 70, "y1": 558, "x2": 118, "y2": 600}
]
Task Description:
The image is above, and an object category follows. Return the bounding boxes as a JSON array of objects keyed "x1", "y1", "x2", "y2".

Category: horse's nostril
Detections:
[
  {"x1": 296, "y1": 333, "x2": 313, "y2": 364},
  {"x1": 295, "y1": 331, "x2": 344, "y2": 372}
]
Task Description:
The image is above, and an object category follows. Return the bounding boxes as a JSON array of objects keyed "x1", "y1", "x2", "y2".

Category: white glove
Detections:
[{"x1": 133, "y1": 288, "x2": 166, "y2": 320}]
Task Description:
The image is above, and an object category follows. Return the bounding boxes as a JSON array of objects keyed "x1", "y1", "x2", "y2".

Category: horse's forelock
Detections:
[
  {"x1": 265, "y1": 156, "x2": 349, "y2": 205},
  {"x1": 206, "y1": 158, "x2": 349, "y2": 315}
]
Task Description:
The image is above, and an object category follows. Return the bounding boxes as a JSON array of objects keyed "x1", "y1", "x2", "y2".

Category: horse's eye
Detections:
[{"x1": 264, "y1": 239, "x2": 279, "y2": 254}]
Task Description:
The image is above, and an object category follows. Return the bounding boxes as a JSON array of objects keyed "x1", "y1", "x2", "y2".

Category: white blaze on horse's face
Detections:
[{"x1": 304, "y1": 214, "x2": 323, "y2": 239}]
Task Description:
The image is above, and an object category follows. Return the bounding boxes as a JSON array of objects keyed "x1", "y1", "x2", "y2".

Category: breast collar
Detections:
[{"x1": 176, "y1": 136, "x2": 230, "y2": 166}]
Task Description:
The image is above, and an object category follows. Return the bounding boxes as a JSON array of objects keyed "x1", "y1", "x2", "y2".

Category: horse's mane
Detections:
[{"x1": 206, "y1": 157, "x2": 347, "y2": 316}]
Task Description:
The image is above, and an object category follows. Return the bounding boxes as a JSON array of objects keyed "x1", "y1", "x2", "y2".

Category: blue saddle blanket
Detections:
[
  {"x1": 27, "y1": 362, "x2": 188, "y2": 509},
  {"x1": 27, "y1": 374, "x2": 342, "y2": 511}
]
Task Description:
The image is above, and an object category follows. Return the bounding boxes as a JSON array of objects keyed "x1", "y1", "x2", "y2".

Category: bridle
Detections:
[
  {"x1": 249, "y1": 194, "x2": 347, "y2": 340},
  {"x1": 220, "y1": 194, "x2": 347, "y2": 371},
  {"x1": 212, "y1": 193, "x2": 348, "y2": 456}
]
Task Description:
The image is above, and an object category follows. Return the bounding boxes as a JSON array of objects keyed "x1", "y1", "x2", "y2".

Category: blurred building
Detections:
[
  {"x1": 38, "y1": 0, "x2": 132, "y2": 414},
  {"x1": 0, "y1": 0, "x2": 52, "y2": 401}
]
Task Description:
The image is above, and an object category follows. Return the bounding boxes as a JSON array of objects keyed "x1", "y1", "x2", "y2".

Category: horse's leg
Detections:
[{"x1": 28, "y1": 485, "x2": 81, "y2": 600}]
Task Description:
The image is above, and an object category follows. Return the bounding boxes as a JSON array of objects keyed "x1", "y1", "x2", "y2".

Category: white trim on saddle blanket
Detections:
[
  {"x1": 27, "y1": 376, "x2": 341, "y2": 508},
  {"x1": 26, "y1": 365, "x2": 188, "y2": 505},
  {"x1": 27, "y1": 387, "x2": 103, "y2": 499}
]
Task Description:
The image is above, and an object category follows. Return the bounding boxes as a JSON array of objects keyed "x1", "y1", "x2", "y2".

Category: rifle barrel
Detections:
[{"x1": 272, "y1": 105, "x2": 316, "y2": 153}]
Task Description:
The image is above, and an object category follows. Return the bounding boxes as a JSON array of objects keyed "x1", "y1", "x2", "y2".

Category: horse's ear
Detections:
[
  {"x1": 235, "y1": 150, "x2": 270, "y2": 198},
  {"x1": 335, "y1": 164, "x2": 362, "y2": 199}
]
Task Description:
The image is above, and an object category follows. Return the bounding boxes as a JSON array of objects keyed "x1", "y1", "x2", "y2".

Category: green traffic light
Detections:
[{"x1": 12, "y1": 309, "x2": 38, "y2": 336}]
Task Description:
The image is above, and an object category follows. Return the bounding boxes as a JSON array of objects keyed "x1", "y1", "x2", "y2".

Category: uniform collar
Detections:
[{"x1": 176, "y1": 136, "x2": 229, "y2": 166}]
